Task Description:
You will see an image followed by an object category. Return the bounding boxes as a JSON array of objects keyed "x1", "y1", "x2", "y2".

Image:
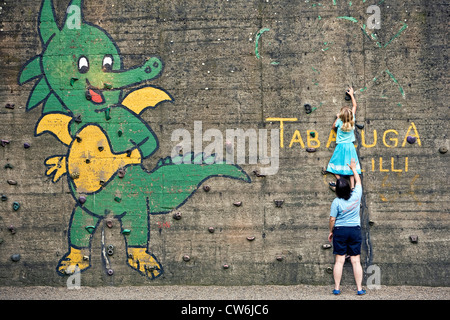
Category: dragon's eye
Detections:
[
  {"x1": 78, "y1": 56, "x2": 89, "y2": 74},
  {"x1": 102, "y1": 55, "x2": 113, "y2": 72}
]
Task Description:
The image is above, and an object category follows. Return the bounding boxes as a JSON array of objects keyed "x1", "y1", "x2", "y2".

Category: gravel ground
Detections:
[{"x1": 0, "y1": 284, "x2": 449, "y2": 300}]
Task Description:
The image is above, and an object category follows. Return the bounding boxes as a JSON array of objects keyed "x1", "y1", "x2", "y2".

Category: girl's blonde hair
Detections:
[{"x1": 339, "y1": 107, "x2": 354, "y2": 132}]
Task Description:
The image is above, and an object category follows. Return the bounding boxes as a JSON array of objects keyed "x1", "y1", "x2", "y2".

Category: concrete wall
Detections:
[{"x1": 0, "y1": 0, "x2": 448, "y2": 287}]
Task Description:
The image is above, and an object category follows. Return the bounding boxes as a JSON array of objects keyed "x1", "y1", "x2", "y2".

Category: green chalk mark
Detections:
[
  {"x1": 270, "y1": 61, "x2": 280, "y2": 65},
  {"x1": 337, "y1": 16, "x2": 358, "y2": 23},
  {"x1": 312, "y1": 67, "x2": 320, "y2": 74},
  {"x1": 384, "y1": 22, "x2": 408, "y2": 48},
  {"x1": 378, "y1": 0, "x2": 385, "y2": 4},
  {"x1": 318, "y1": 15, "x2": 322, "y2": 20},
  {"x1": 359, "y1": 87, "x2": 367, "y2": 92},
  {"x1": 361, "y1": 25, "x2": 373, "y2": 41},
  {"x1": 348, "y1": 1, "x2": 352, "y2": 6},
  {"x1": 333, "y1": 0, "x2": 336, "y2": 5},
  {"x1": 385, "y1": 69, "x2": 406, "y2": 98},
  {"x1": 397, "y1": 103, "x2": 402, "y2": 107},
  {"x1": 255, "y1": 28, "x2": 270, "y2": 59},
  {"x1": 322, "y1": 47, "x2": 330, "y2": 51}
]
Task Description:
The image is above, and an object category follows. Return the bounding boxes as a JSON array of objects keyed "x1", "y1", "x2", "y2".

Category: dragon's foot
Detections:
[
  {"x1": 127, "y1": 247, "x2": 162, "y2": 279},
  {"x1": 57, "y1": 246, "x2": 90, "y2": 275}
]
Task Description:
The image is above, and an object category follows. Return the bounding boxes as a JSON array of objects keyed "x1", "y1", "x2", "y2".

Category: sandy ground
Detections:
[{"x1": 0, "y1": 284, "x2": 448, "y2": 300}]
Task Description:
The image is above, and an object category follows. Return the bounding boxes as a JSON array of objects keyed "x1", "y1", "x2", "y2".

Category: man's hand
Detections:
[
  {"x1": 347, "y1": 158, "x2": 357, "y2": 171},
  {"x1": 328, "y1": 232, "x2": 333, "y2": 242}
]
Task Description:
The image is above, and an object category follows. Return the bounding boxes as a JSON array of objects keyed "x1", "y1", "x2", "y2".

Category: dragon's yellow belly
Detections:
[{"x1": 67, "y1": 125, "x2": 141, "y2": 193}]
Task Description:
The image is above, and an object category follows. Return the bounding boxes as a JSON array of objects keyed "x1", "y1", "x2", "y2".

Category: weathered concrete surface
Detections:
[{"x1": 0, "y1": 0, "x2": 448, "y2": 287}]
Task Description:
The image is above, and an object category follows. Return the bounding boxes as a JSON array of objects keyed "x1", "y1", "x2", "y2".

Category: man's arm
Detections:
[{"x1": 348, "y1": 158, "x2": 361, "y2": 186}]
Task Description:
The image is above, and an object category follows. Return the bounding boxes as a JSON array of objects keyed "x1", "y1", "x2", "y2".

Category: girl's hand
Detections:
[{"x1": 347, "y1": 87, "x2": 354, "y2": 96}]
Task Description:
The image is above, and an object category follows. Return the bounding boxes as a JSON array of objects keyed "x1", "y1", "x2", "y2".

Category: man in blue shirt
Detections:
[{"x1": 328, "y1": 158, "x2": 366, "y2": 295}]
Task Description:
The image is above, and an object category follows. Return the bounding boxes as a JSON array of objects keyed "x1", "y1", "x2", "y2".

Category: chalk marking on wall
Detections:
[
  {"x1": 337, "y1": 16, "x2": 359, "y2": 23},
  {"x1": 385, "y1": 69, "x2": 406, "y2": 99},
  {"x1": 255, "y1": 28, "x2": 270, "y2": 59}
]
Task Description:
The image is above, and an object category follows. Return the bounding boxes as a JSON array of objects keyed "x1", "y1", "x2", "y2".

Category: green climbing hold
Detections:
[
  {"x1": 85, "y1": 226, "x2": 95, "y2": 234},
  {"x1": 122, "y1": 229, "x2": 131, "y2": 235},
  {"x1": 114, "y1": 196, "x2": 122, "y2": 203}
]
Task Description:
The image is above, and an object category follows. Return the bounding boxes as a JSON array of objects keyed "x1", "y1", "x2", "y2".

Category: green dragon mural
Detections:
[{"x1": 19, "y1": 0, "x2": 250, "y2": 279}]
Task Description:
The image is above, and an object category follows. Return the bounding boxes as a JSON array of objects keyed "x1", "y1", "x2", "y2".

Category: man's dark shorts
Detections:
[{"x1": 332, "y1": 226, "x2": 362, "y2": 256}]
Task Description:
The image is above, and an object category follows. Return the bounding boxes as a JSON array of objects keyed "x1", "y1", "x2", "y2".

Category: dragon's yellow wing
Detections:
[
  {"x1": 121, "y1": 86, "x2": 173, "y2": 115},
  {"x1": 36, "y1": 113, "x2": 73, "y2": 146}
]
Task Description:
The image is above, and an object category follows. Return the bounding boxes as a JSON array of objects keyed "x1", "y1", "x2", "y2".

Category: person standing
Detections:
[{"x1": 328, "y1": 158, "x2": 366, "y2": 295}]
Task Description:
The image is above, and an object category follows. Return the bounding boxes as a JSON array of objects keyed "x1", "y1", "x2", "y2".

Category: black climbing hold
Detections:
[
  {"x1": 208, "y1": 226, "x2": 215, "y2": 233},
  {"x1": 76, "y1": 135, "x2": 82, "y2": 143},
  {"x1": 107, "y1": 269, "x2": 114, "y2": 276},
  {"x1": 276, "y1": 255, "x2": 283, "y2": 261},
  {"x1": 5, "y1": 103, "x2": 15, "y2": 109},
  {"x1": 12, "y1": 202, "x2": 20, "y2": 211},
  {"x1": 79, "y1": 196, "x2": 86, "y2": 204},
  {"x1": 345, "y1": 91, "x2": 352, "y2": 101},
  {"x1": 98, "y1": 146, "x2": 104, "y2": 152},
  {"x1": 355, "y1": 123, "x2": 364, "y2": 129},
  {"x1": 322, "y1": 244, "x2": 332, "y2": 249},
  {"x1": 369, "y1": 220, "x2": 375, "y2": 226},
  {"x1": 74, "y1": 115, "x2": 82, "y2": 123},
  {"x1": 85, "y1": 159, "x2": 90, "y2": 164},
  {"x1": 304, "y1": 104, "x2": 312, "y2": 114},
  {"x1": 274, "y1": 199, "x2": 284, "y2": 208},
  {"x1": 1, "y1": 140, "x2": 10, "y2": 147},
  {"x1": 306, "y1": 147, "x2": 316, "y2": 153},
  {"x1": 70, "y1": 78, "x2": 78, "y2": 86},
  {"x1": 406, "y1": 136, "x2": 416, "y2": 144},
  {"x1": 85, "y1": 91, "x2": 92, "y2": 100},
  {"x1": 203, "y1": 185, "x2": 211, "y2": 192},
  {"x1": 233, "y1": 201, "x2": 242, "y2": 207},
  {"x1": 183, "y1": 255, "x2": 190, "y2": 262},
  {"x1": 409, "y1": 235, "x2": 418, "y2": 243},
  {"x1": 118, "y1": 169, "x2": 125, "y2": 178},
  {"x1": 23, "y1": 142, "x2": 31, "y2": 148},
  {"x1": 11, "y1": 254, "x2": 21, "y2": 262},
  {"x1": 173, "y1": 212, "x2": 182, "y2": 220},
  {"x1": 326, "y1": 266, "x2": 333, "y2": 274},
  {"x1": 4, "y1": 163, "x2": 13, "y2": 169},
  {"x1": 126, "y1": 149, "x2": 132, "y2": 157},
  {"x1": 253, "y1": 170, "x2": 266, "y2": 177},
  {"x1": 7, "y1": 180, "x2": 17, "y2": 185},
  {"x1": 1, "y1": 195, "x2": 7, "y2": 201},
  {"x1": 439, "y1": 147, "x2": 448, "y2": 154}
]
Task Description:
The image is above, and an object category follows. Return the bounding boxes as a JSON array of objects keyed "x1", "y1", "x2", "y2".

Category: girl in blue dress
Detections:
[{"x1": 326, "y1": 87, "x2": 361, "y2": 190}]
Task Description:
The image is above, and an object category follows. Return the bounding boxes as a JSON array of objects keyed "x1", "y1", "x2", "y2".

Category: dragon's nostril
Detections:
[
  {"x1": 153, "y1": 61, "x2": 159, "y2": 68},
  {"x1": 145, "y1": 66, "x2": 152, "y2": 73}
]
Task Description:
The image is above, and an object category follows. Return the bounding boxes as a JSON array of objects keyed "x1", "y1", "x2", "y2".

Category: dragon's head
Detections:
[{"x1": 19, "y1": 0, "x2": 163, "y2": 115}]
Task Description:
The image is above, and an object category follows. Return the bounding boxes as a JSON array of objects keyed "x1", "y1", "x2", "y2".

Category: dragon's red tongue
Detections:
[{"x1": 89, "y1": 89, "x2": 104, "y2": 104}]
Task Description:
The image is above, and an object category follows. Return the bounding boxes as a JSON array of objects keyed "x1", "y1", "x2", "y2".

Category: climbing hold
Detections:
[
  {"x1": 439, "y1": 147, "x2": 448, "y2": 154},
  {"x1": 107, "y1": 244, "x2": 114, "y2": 256},
  {"x1": 203, "y1": 185, "x2": 211, "y2": 192},
  {"x1": 253, "y1": 169, "x2": 266, "y2": 177},
  {"x1": 247, "y1": 236, "x2": 256, "y2": 241},
  {"x1": 23, "y1": 142, "x2": 31, "y2": 149},
  {"x1": 369, "y1": 220, "x2": 375, "y2": 226},
  {"x1": 122, "y1": 229, "x2": 131, "y2": 235},
  {"x1": 85, "y1": 91, "x2": 92, "y2": 100},
  {"x1": 223, "y1": 264, "x2": 230, "y2": 269},
  {"x1": 306, "y1": 147, "x2": 316, "y2": 153},
  {"x1": 106, "y1": 219, "x2": 113, "y2": 228},
  {"x1": 409, "y1": 235, "x2": 418, "y2": 243},
  {"x1": 274, "y1": 199, "x2": 284, "y2": 208},
  {"x1": 12, "y1": 202, "x2": 20, "y2": 211},
  {"x1": 104, "y1": 108, "x2": 111, "y2": 121},
  {"x1": 1, "y1": 140, "x2": 10, "y2": 147},
  {"x1": 99, "y1": 180, "x2": 105, "y2": 186},
  {"x1": 326, "y1": 266, "x2": 333, "y2": 274},
  {"x1": 114, "y1": 196, "x2": 121, "y2": 203},
  {"x1": 118, "y1": 169, "x2": 125, "y2": 178},
  {"x1": 406, "y1": 136, "x2": 416, "y2": 144},
  {"x1": 0, "y1": 238, "x2": 3, "y2": 245},
  {"x1": 208, "y1": 227, "x2": 215, "y2": 233},
  {"x1": 74, "y1": 115, "x2": 82, "y2": 123},
  {"x1": 309, "y1": 131, "x2": 316, "y2": 138},
  {"x1": 76, "y1": 135, "x2": 82, "y2": 143},
  {"x1": 5, "y1": 103, "x2": 15, "y2": 109},
  {"x1": 117, "y1": 130, "x2": 123, "y2": 137},
  {"x1": 79, "y1": 196, "x2": 86, "y2": 204},
  {"x1": 355, "y1": 123, "x2": 364, "y2": 129},
  {"x1": 107, "y1": 269, "x2": 114, "y2": 276},
  {"x1": 1, "y1": 195, "x2": 7, "y2": 201},
  {"x1": 85, "y1": 226, "x2": 95, "y2": 234},
  {"x1": 98, "y1": 146, "x2": 104, "y2": 152},
  {"x1": 11, "y1": 254, "x2": 21, "y2": 262},
  {"x1": 183, "y1": 255, "x2": 190, "y2": 262},
  {"x1": 70, "y1": 78, "x2": 78, "y2": 86},
  {"x1": 345, "y1": 91, "x2": 352, "y2": 101},
  {"x1": 8, "y1": 225, "x2": 16, "y2": 234},
  {"x1": 4, "y1": 163, "x2": 13, "y2": 169},
  {"x1": 83, "y1": 256, "x2": 89, "y2": 261},
  {"x1": 233, "y1": 201, "x2": 242, "y2": 207},
  {"x1": 298, "y1": 255, "x2": 303, "y2": 261},
  {"x1": 70, "y1": 172, "x2": 80, "y2": 180},
  {"x1": 7, "y1": 180, "x2": 17, "y2": 185},
  {"x1": 304, "y1": 104, "x2": 312, "y2": 114},
  {"x1": 276, "y1": 255, "x2": 283, "y2": 261},
  {"x1": 322, "y1": 244, "x2": 332, "y2": 249},
  {"x1": 173, "y1": 212, "x2": 182, "y2": 220},
  {"x1": 103, "y1": 83, "x2": 113, "y2": 90}
]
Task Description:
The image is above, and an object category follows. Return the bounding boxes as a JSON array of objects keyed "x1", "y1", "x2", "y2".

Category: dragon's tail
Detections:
[{"x1": 145, "y1": 152, "x2": 251, "y2": 213}]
